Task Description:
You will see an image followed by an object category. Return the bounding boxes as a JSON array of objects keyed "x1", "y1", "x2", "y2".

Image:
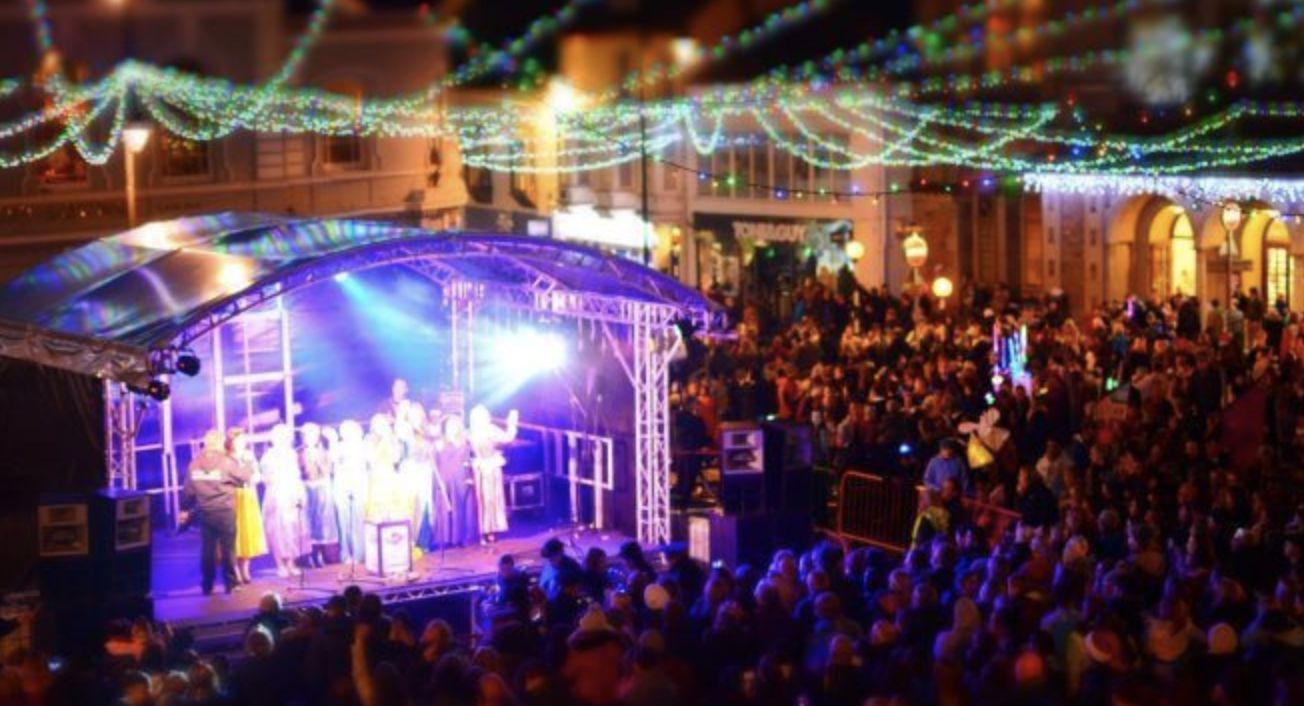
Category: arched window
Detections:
[{"x1": 1265, "y1": 219, "x2": 1294, "y2": 306}]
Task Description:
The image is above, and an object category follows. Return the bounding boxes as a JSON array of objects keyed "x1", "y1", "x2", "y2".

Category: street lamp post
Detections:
[
  {"x1": 1221, "y1": 201, "x2": 1243, "y2": 314},
  {"x1": 901, "y1": 228, "x2": 928, "y2": 321},
  {"x1": 122, "y1": 122, "x2": 151, "y2": 227}
]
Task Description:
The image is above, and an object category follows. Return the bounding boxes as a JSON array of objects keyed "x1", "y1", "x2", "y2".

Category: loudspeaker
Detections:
[
  {"x1": 719, "y1": 423, "x2": 765, "y2": 514},
  {"x1": 91, "y1": 489, "x2": 152, "y2": 598},
  {"x1": 763, "y1": 421, "x2": 814, "y2": 514},
  {"x1": 707, "y1": 514, "x2": 776, "y2": 567},
  {"x1": 38, "y1": 490, "x2": 153, "y2": 633}
]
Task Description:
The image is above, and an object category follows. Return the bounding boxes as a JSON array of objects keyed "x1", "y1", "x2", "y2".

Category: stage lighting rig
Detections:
[
  {"x1": 128, "y1": 379, "x2": 171, "y2": 402},
  {"x1": 175, "y1": 350, "x2": 201, "y2": 377}
]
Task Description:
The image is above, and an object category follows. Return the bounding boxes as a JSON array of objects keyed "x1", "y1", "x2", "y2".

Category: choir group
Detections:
[{"x1": 210, "y1": 379, "x2": 519, "y2": 583}]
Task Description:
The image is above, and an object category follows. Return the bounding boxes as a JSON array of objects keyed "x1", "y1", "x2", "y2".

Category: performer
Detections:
[
  {"x1": 468, "y1": 405, "x2": 518, "y2": 545},
  {"x1": 300, "y1": 423, "x2": 338, "y2": 568},
  {"x1": 180, "y1": 430, "x2": 249, "y2": 596},
  {"x1": 365, "y1": 414, "x2": 413, "y2": 524},
  {"x1": 333, "y1": 420, "x2": 369, "y2": 574},
  {"x1": 228, "y1": 428, "x2": 266, "y2": 585},
  {"x1": 399, "y1": 404, "x2": 436, "y2": 551},
  {"x1": 434, "y1": 414, "x2": 472, "y2": 547},
  {"x1": 379, "y1": 378, "x2": 412, "y2": 422},
  {"x1": 260, "y1": 424, "x2": 308, "y2": 578}
]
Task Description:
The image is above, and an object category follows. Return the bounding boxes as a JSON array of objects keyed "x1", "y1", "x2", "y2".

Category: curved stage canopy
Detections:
[{"x1": 0, "y1": 213, "x2": 722, "y2": 387}]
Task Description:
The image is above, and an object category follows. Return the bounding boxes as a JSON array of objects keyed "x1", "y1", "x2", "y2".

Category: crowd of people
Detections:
[
  {"x1": 10, "y1": 272, "x2": 1304, "y2": 706},
  {"x1": 179, "y1": 381, "x2": 519, "y2": 595}
]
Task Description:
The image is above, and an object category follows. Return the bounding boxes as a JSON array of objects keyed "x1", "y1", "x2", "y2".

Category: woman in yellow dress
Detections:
[{"x1": 228, "y1": 428, "x2": 267, "y2": 584}]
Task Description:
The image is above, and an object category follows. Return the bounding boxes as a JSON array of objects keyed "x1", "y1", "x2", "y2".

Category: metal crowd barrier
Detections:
[{"x1": 834, "y1": 470, "x2": 1021, "y2": 552}]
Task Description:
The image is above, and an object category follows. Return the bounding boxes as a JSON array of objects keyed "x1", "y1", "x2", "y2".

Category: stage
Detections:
[{"x1": 151, "y1": 520, "x2": 632, "y2": 647}]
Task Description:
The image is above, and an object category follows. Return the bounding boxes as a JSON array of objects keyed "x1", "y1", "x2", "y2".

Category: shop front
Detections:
[{"x1": 692, "y1": 212, "x2": 854, "y2": 313}]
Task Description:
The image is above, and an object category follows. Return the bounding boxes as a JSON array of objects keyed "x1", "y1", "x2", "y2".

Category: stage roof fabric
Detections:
[{"x1": 0, "y1": 213, "x2": 721, "y2": 386}]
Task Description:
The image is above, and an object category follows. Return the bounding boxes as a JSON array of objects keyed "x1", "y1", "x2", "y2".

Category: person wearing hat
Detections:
[
  {"x1": 563, "y1": 605, "x2": 625, "y2": 706},
  {"x1": 180, "y1": 429, "x2": 251, "y2": 596}
]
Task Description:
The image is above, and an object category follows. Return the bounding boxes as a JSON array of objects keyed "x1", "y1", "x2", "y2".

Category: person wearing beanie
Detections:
[{"x1": 563, "y1": 605, "x2": 625, "y2": 706}]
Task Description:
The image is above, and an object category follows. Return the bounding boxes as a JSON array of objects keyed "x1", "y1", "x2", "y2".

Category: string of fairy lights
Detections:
[{"x1": 5, "y1": 0, "x2": 1304, "y2": 185}]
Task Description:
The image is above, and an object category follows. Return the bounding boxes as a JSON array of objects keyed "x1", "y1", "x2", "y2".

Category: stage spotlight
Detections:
[
  {"x1": 128, "y1": 379, "x2": 171, "y2": 402},
  {"x1": 175, "y1": 350, "x2": 201, "y2": 377},
  {"x1": 334, "y1": 272, "x2": 350, "y2": 282}
]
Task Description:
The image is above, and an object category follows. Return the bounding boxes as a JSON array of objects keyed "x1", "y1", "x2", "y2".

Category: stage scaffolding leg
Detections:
[
  {"x1": 105, "y1": 381, "x2": 142, "y2": 491},
  {"x1": 160, "y1": 374, "x2": 179, "y2": 527},
  {"x1": 631, "y1": 309, "x2": 673, "y2": 546},
  {"x1": 568, "y1": 433, "x2": 580, "y2": 525}
]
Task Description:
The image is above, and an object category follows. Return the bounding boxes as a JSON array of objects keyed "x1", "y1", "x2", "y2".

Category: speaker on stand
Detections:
[{"x1": 718, "y1": 423, "x2": 765, "y2": 514}]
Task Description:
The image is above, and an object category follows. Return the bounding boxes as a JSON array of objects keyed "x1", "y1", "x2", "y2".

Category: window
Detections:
[
  {"x1": 257, "y1": 132, "x2": 307, "y2": 180},
  {"x1": 464, "y1": 164, "x2": 493, "y2": 204},
  {"x1": 32, "y1": 62, "x2": 90, "y2": 187},
  {"x1": 428, "y1": 139, "x2": 443, "y2": 187},
  {"x1": 1266, "y1": 221, "x2": 1294, "y2": 305},
  {"x1": 161, "y1": 131, "x2": 210, "y2": 178},
  {"x1": 751, "y1": 142, "x2": 770, "y2": 197},
  {"x1": 321, "y1": 80, "x2": 364, "y2": 168},
  {"x1": 1266, "y1": 246, "x2": 1294, "y2": 306},
  {"x1": 509, "y1": 141, "x2": 536, "y2": 209},
  {"x1": 733, "y1": 144, "x2": 751, "y2": 198}
]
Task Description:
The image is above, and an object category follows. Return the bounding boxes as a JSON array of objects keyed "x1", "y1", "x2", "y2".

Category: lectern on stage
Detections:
[{"x1": 364, "y1": 520, "x2": 413, "y2": 577}]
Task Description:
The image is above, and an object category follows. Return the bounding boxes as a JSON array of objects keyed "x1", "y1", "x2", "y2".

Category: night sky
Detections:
[{"x1": 323, "y1": 1, "x2": 915, "y2": 82}]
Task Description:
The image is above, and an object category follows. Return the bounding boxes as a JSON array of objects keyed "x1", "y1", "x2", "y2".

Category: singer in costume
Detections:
[
  {"x1": 434, "y1": 414, "x2": 472, "y2": 547},
  {"x1": 260, "y1": 424, "x2": 308, "y2": 578},
  {"x1": 468, "y1": 405, "x2": 518, "y2": 544},
  {"x1": 299, "y1": 423, "x2": 338, "y2": 568},
  {"x1": 365, "y1": 414, "x2": 413, "y2": 524},
  {"x1": 228, "y1": 428, "x2": 266, "y2": 585},
  {"x1": 333, "y1": 420, "x2": 369, "y2": 572},
  {"x1": 398, "y1": 404, "x2": 436, "y2": 551}
]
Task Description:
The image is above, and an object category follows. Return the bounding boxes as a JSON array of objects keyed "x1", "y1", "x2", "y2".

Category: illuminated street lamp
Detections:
[
  {"x1": 932, "y1": 276, "x2": 954, "y2": 310},
  {"x1": 845, "y1": 239, "x2": 866, "y2": 263},
  {"x1": 1220, "y1": 201, "x2": 1243, "y2": 311},
  {"x1": 122, "y1": 122, "x2": 152, "y2": 228},
  {"x1": 902, "y1": 230, "x2": 929, "y2": 270}
]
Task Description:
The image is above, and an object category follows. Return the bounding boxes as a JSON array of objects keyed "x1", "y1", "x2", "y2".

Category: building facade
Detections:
[{"x1": 0, "y1": 0, "x2": 463, "y2": 281}]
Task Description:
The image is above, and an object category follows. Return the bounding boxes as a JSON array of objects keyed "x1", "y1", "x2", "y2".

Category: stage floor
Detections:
[{"x1": 152, "y1": 520, "x2": 631, "y2": 629}]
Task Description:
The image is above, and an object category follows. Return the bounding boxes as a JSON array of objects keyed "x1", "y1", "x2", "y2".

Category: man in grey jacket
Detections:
[{"x1": 181, "y1": 429, "x2": 251, "y2": 595}]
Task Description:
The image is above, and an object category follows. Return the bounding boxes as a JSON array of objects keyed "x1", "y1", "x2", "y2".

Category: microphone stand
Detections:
[
  {"x1": 428, "y1": 463, "x2": 474, "y2": 579},
  {"x1": 286, "y1": 497, "x2": 333, "y2": 596},
  {"x1": 338, "y1": 491, "x2": 383, "y2": 587}
]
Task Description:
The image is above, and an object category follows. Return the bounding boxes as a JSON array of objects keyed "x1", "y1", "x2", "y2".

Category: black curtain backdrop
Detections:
[{"x1": 0, "y1": 358, "x2": 104, "y2": 593}]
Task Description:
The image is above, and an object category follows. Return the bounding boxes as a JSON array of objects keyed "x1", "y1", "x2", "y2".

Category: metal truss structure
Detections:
[{"x1": 10, "y1": 220, "x2": 724, "y2": 545}]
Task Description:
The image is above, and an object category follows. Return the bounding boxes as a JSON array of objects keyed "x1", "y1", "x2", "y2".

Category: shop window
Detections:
[
  {"x1": 321, "y1": 80, "x2": 364, "y2": 168},
  {"x1": 161, "y1": 131, "x2": 210, "y2": 178}
]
